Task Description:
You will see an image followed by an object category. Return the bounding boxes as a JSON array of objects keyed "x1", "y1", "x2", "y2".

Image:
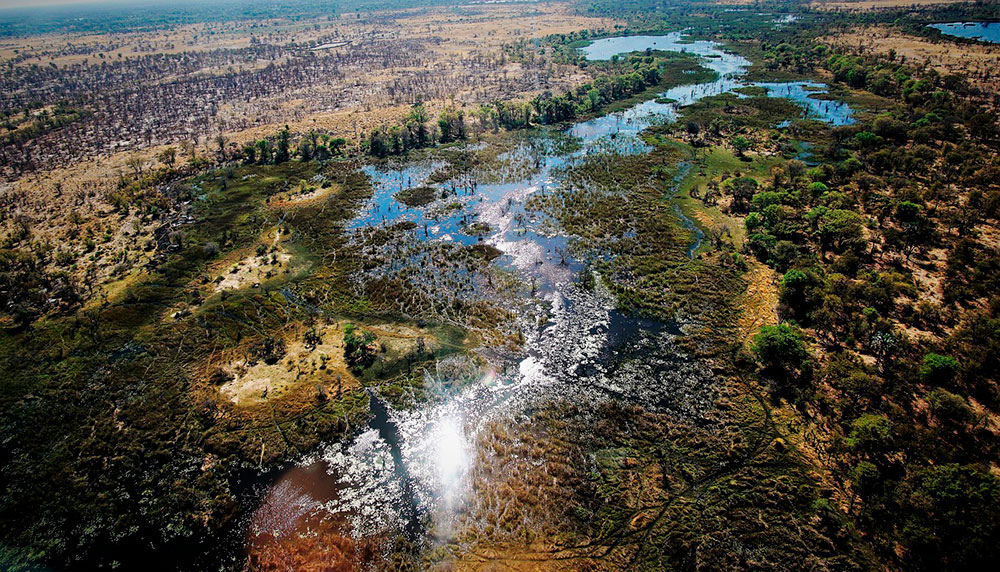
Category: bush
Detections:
[
  {"x1": 920, "y1": 353, "x2": 959, "y2": 387},
  {"x1": 927, "y1": 388, "x2": 972, "y2": 427},
  {"x1": 847, "y1": 413, "x2": 892, "y2": 456},
  {"x1": 343, "y1": 323, "x2": 377, "y2": 371},
  {"x1": 751, "y1": 323, "x2": 811, "y2": 391}
]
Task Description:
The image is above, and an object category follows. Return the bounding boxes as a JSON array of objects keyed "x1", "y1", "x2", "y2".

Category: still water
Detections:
[{"x1": 930, "y1": 21, "x2": 1000, "y2": 44}]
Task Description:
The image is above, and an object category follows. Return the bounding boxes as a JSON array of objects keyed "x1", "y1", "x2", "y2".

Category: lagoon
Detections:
[{"x1": 930, "y1": 22, "x2": 1000, "y2": 44}]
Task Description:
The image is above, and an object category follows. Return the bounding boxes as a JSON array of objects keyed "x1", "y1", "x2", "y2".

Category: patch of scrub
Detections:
[
  {"x1": 216, "y1": 322, "x2": 438, "y2": 406},
  {"x1": 268, "y1": 176, "x2": 340, "y2": 207},
  {"x1": 213, "y1": 227, "x2": 296, "y2": 292},
  {"x1": 217, "y1": 324, "x2": 359, "y2": 407}
]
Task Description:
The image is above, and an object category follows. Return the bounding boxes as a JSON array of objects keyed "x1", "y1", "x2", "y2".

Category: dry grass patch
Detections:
[
  {"x1": 211, "y1": 227, "x2": 299, "y2": 293},
  {"x1": 267, "y1": 179, "x2": 341, "y2": 208},
  {"x1": 212, "y1": 320, "x2": 440, "y2": 407},
  {"x1": 737, "y1": 260, "x2": 780, "y2": 345},
  {"x1": 216, "y1": 322, "x2": 359, "y2": 407},
  {"x1": 811, "y1": 0, "x2": 966, "y2": 10}
]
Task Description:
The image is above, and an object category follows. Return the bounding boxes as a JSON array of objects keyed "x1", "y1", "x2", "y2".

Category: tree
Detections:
[
  {"x1": 895, "y1": 201, "x2": 933, "y2": 257},
  {"x1": 126, "y1": 154, "x2": 144, "y2": 178},
  {"x1": 927, "y1": 388, "x2": 972, "y2": 428},
  {"x1": 250, "y1": 336, "x2": 286, "y2": 365},
  {"x1": 328, "y1": 137, "x2": 346, "y2": 156},
  {"x1": 304, "y1": 328, "x2": 322, "y2": 351},
  {"x1": 255, "y1": 139, "x2": 272, "y2": 164},
  {"x1": 157, "y1": 146, "x2": 177, "y2": 168},
  {"x1": 733, "y1": 135, "x2": 752, "y2": 157},
  {"x1": 274, "y1": 127, "x2": 291, "y2": 163},
  {"x1": 438, "y1": 108, "x2": 466, "y2": 143},
  {"x1": 726, "y1": 176, "x2": 758, "y2": 213},
  {"x1": 242, "y1": 142, "x2": 256, "y2": 164},
  {"x1": 901, "y1": 464, "x2": 1000, "y2": 571},
  {"x1": 815, "y1": 208, "x2": 866, "y2": 253},
  {"x1": 343, "y1": 323, "x2": 377, "y2": 371},
  {"x1": 215, "y1": 134, "x2": 227, "y2": 159},
  {"x1": 847, "y1": 413, "x2": 893, "y2": 458},
  {"x1": 779, "y1": 268, "x2": 815, "y2": 318},
  {"x1": 920, "y1": 353, "x2": 959, "y2": 387},
  {"x1": 751, "y1": 323, "x2": 811, "y2": 391},
  {"x1": 407, "y1": 103, "x2": 430, "y2": 147}
]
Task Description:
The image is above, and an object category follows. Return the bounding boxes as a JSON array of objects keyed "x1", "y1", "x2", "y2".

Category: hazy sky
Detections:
[{"x1": 0, "y1": 0, "x2": 182, "y2": 10}]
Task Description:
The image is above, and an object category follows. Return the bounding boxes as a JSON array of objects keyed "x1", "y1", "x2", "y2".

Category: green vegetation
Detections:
[
  {"x1": 364, "y1": 51, "x2": 714, "y2": 158},
  {"x1": 0, "y1": 103, "x2": 88, "y2": 146},
  {"x1": 343, "y1": 323, "x2": 377, "y2": 371},
  {"x1": 0, "y1": 155, "x2": 462, "y2": 569},
  {"x1": 395, "y1": 185, "x2": 438, "y2": 207}
]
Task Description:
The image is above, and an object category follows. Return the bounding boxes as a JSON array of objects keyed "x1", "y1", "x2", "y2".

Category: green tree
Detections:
[
  {"x1": 343, "y1": 323, "x2": 377, "y2": 371},
  {"x1": 920, "y1": 353, "x2": 959, "y2": 387},
  {"x1": 733, "y1": 135, "x2": 751, "y2": 157},
  {"x1": 242, "y1": 142, "x2": 256, "y2": 164},
  {"x1": 779, "y1": 268, "x2": 814, "y2": 317},
  {"x1": 751, "y1": 323, "x2": 811, "y2": 391},
  {"x1": 815, "y1": 208, "x2": 866, "y2": 253},
  {"x1": 157, "y1": 146, "x2": 177, "y2": 168},
  {"x1": 255, "y1": 139, "x2": 272, "y2": 165},
  {"x1": 407, "y1": 103, "x2": 430, "y2": 147},
  {"x1": 274, "y1": 126, "x2": 291, "y2": 163},
  {"x1": 726, "y1": 176, "x2": 758, "y2": 214},
  {"x1": 847, "y1": 413, "x2": 893, "y2": 458},
  {"x1": 901, "y1": 464, "x2": 1000, "y2": 571},
  {"x1": 927, "y1": 388, "x2": 972, "y2": 428}
]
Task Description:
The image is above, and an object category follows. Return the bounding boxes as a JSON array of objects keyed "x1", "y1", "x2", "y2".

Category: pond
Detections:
[
  {"x1": 929, "y1": 21, "x2": 1000, "y2": 44},
  {"x1": 575, "y1": 32, "x2": 853, "y2": 129},
  {"x1": 750, "y1": 81, "x2": 855, "y2": 126}
]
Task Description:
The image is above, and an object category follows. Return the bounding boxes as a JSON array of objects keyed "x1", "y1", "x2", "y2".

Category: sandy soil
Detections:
[
  {"x1": 212, "y1": 227, "x2": 296, "y2": 292},
  {"x1": 217, "y1": 321, "x2": 437, "y2": 407},
  {"x1": 268, "y1": 180, "x2": 341, "y2": 209},
  {"x1": 219, "y1": 323, "x2": 359, "y2": 407},
  {"x1": 810, "y1": 0, "x2": 966, "y2": 10}
]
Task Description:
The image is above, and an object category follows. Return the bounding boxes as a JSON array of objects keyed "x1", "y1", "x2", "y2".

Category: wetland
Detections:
[{"x1": 3, "y1": 2, "x2": 1000, "y2": 571}]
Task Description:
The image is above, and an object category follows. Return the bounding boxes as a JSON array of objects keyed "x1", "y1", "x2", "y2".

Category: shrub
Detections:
[
  {"x1": 920, "y1": 353, "x2": 959, "y2": 387},
  {"x1": 751, "y1": 323, "x2": 811, "y2": 391},
  {"x1": 927, "y1": 388, "x2": 972, "y2": 427},
  {"x1": 343, "y1": 323, "x2": 377, "y2": 371},
  {"x1": 847, "y1": 413, "x2": 892, "y2": 457}
]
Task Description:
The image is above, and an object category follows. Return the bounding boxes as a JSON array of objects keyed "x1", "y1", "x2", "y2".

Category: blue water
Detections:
[
  {"x1": 351, "y1": 33, "x2": 856, "y2": 271},
  {"x1": 581, "y1": 34, "x2": 695, "y2": 60},
  {"x1": 577, "y1": 33, "x2": 853, "y2": 128},
  {"x1": 748, "y1": 82, "x2": 855, "y2": 126},
  {"x1": 930, "y1": 22, "x2": 1000, "y2": 44}
]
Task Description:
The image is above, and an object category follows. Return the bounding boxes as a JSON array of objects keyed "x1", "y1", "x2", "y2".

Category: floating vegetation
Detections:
[{"x1": 395, "y1": 185, "x2": 438, "y2": 207}]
